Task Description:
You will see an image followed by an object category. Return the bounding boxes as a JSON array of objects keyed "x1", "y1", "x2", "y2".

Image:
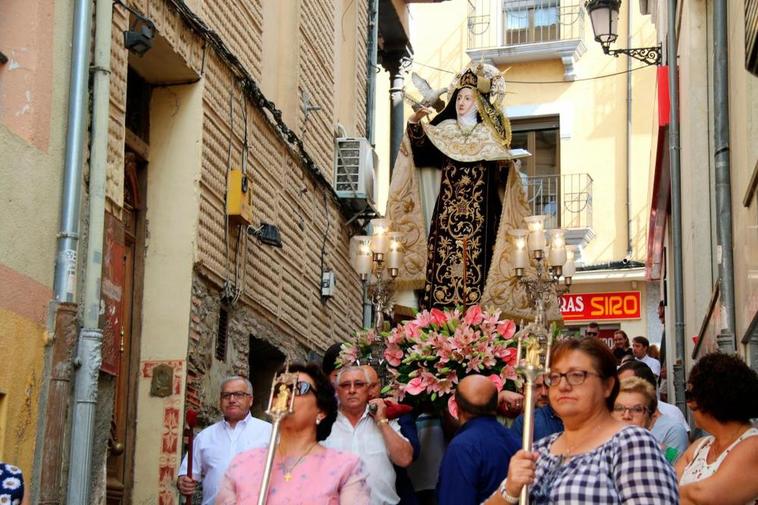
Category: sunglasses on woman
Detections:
[{"x1": 295, "y1": 381, "x2": 317, "y2": 396}]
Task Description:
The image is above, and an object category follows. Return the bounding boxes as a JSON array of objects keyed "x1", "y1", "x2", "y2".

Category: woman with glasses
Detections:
[
  {"x1": 486, "y1": 337, "x2": 678, "y2": 504},
  {"x1": 216, "y1": 363, "x2": 370, "y2": 504},
  {"x1": 612, "y1": 377, "x2": 685, "y2": 463},
  {"x1": 677, "y1": 353, "x2": 758, "y2": 505}
]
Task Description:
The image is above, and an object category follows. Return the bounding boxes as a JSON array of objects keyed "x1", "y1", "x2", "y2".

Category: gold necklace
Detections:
[
  {"x1": 457, "y1": 121, "x2": 478, "y2": 140},
  {"x1": 280, "y1": 442, "x2": 318, "y2": 482}
]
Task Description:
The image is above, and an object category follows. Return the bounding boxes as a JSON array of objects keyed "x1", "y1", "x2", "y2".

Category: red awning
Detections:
[{"x1": 646, "y1": 66, "x2": 672, "y2": 281}]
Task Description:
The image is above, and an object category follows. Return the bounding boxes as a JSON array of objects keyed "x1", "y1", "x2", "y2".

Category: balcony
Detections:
[
  {"x1": 467, "y1": 0, "x2": 587, "y2": 80},
  {"x1": 524, "y1": 173, "x2": 595, "y2": 247}
]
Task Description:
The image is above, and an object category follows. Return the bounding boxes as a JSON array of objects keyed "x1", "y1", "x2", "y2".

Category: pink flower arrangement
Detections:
[
  {"x1": 335, "y1": 329, "x2": 383, "y2": 369},
  {"x1": 381, "y1": 305, "x2": 519, "y2": 410}
]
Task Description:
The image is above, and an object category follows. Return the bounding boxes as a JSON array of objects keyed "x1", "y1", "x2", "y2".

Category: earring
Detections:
[{"x1": 316, "y1": 417, "x2": 323, "y2": 425}]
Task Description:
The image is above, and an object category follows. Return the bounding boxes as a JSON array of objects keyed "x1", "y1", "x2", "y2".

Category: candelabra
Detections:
[
  {"x1": 510, "y1": 215, "x2": 573, "y2": 504},
  {"x1": 511, "y1": 216, "x2": 575, "y2": 308},
  {"x1": 350, "y1": 219, "x2": 404, "y2": 332}
]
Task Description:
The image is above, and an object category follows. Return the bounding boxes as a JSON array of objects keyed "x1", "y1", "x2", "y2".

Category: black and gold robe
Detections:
[{"x1": 407, "y1": 121, "x2": 507, "y2": 308}]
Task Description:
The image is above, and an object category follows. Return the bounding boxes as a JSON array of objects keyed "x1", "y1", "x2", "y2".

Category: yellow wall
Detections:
[{"x1": 0, "y1": 0, "x2": 73, "y2": 477}]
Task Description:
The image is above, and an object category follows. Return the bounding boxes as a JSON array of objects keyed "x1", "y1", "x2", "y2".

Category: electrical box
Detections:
[
  {"x1": 321, "y1": 270, "x2": 336, "y2": 298},
  {"x1": 227, "y1": 168, "x2": 253, "y2": 225}
]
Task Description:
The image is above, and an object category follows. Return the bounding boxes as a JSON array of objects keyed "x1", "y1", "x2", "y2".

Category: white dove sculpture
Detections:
[{"x1": 408, "y1": 72, "x2": 447, "y2": 112}]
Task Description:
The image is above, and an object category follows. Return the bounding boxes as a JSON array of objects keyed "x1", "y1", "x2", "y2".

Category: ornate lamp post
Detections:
[
  {"x1": 585, "y1": 0, "x2": 662, "y2": 65},
  {"x1": 350, "y1": 219, "x2": 404, "y2": 332},
  {"x1": 510, "y1": 215, "x2": 574, "y2": 504}
]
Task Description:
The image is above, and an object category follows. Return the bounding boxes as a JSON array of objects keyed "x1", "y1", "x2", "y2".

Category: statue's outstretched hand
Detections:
[{"x1": 409, "y1": 106, "x2": 434, "y2": 124}]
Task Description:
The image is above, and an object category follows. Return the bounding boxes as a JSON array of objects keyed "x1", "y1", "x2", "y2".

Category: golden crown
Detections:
[{"x1": 458, "y1": 69, "x2": 478, "y2": 88}]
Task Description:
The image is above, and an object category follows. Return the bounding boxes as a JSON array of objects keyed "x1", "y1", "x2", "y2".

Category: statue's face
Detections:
[{"x1": 456, "y1": 87, "x2": 476, "y2": 118}]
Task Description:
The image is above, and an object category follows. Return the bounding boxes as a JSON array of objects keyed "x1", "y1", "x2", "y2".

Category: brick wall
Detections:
[
  {"x1": 192, "y1": 0, "x2": 367, "y2": 358},
  {"x1": 106, "y1": 0, "x2": 367, "y2": 357},
  {"x1": 105, "y1": 0, "x2": 367, "y2": 440}
]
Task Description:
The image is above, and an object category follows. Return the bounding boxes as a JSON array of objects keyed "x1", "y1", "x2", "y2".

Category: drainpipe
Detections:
[
  {"x1": 65, "y1": 0, "x2": 113, "y2": 502},
  {"x1": 625, "y1": 0, "x2": 633, "y2": 258},
  {"x1": 666, "y1": 0, "x2": 687, "y2": 415},
  {"x1": 52, "y1": 0, "x2": 93, "y2": 302},
  {"x1": 713, "y1": 0, "x2": 737, "y2": 352},
  {"x1": 366, "y1": 0, "x2": 378, "y2": 145},
  {"x1": 363, "y1": 0, "x2": 378, "y2": 328},
  {"x1": 388, "y1": 54, "x2": 406, "y2": 172}
]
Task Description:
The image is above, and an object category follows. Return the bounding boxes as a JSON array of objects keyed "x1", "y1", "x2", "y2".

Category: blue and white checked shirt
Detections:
[{"x1": 528, "y1": 425, "x2": 679, "y2": 504}]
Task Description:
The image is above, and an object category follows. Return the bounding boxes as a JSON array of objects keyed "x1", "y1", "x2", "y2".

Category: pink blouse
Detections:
[{"x1": 215, "y1": 446, "x2": 370, "y2": 505}]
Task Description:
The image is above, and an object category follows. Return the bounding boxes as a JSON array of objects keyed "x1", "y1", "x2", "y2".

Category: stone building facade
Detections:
[{"x1": 102, "y1": 1, "x2": 372, "y2": 503}]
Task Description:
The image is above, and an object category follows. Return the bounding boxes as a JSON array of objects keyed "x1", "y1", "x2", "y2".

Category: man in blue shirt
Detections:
[
  {"x1": 510, "y1": 373, "x2": 564, "y2": 442},
  {"x1": 436, "y1": 375, "x2": 520, "y2": 505}
]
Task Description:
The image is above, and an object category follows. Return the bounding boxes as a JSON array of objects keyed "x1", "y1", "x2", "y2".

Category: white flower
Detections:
[
  {"x1": 3, "y1": 467, "x2": 20, "y2": 476},
  {"x1": 2, "y1": 477, "x2": 20, "y2": 490},
  {"x1": 0, "y1": 495, "x2": 10, "y2": 504}
]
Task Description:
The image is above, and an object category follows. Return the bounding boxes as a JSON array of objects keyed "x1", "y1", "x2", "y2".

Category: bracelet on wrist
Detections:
[
  {"x1": 376, "y1": 418, "x2": 389, "y2": 425},
  {"x1": 499, "y1": 480, "x2": 520, "y2": 504}
]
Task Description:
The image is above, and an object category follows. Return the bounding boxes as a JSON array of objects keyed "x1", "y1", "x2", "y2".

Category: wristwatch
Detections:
[
  {"x1": 498, "y1": 480, "x2": 520, "y2": 504},
  {"x1": 376, "y1": 418, "x2": 389, "y2": 426}
]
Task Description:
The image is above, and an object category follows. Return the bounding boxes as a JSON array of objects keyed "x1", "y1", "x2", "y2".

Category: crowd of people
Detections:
[{"x1": 177, "y1": 326, "x2": 758, "y2": 505}]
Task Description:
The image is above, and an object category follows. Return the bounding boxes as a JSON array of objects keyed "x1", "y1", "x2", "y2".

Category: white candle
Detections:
[
  {"x1": 525, "y1": 215, "x2": 547, "y2": 253},
  {"x1": 387, "y1": 236, "x2": 403, "y2": 269},
  {"x1": 563, "y1": 259, "x2": 576, "y2": 277},
  {"x1": 510, "y1": 229, "x2": 529, "y2": 269},
  {"x1": 515, "y1": 241, "x2": 527, "y2": 269},
  {"x1": 563, "y1": 246, "x2": 576, "y2": 277},
  {"x1": 549, "y1": 229, "x2": 567, "y2": 266},
  {"x1": 528, "y1": 229, "x2": 545, "y2": 253},
  {"x1": 370, "y1": 218, "x2": 389, "y2": 255},
  {"x1": 356, "y1": 250, "x2": 372, "y2": 275}
]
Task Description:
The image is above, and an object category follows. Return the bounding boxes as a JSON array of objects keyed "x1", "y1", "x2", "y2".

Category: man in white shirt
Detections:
[
  {"x1": 323, "y1": 367, "x2": 413, "y2": 505},
  {"x1": 632, "y1": 336, "x2": 661, "y2": 376},
  {"x1": 177, "y1": 376, "x2": 272, "y2": 505}
]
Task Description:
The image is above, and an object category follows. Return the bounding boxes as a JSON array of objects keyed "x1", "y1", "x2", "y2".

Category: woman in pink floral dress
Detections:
[{"x1": 215, "y1": 363, "x2": 369, "y2": 505}]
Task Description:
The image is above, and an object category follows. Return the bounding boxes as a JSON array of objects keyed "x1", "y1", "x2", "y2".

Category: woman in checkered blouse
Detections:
[{"x1": 487, "y1": 337, "x2": 678, "y2": 504}]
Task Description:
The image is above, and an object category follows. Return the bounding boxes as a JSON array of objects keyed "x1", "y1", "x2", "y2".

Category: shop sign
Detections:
[{"x1": 560, "y1": 291, "x2": 642, "y2": 322}]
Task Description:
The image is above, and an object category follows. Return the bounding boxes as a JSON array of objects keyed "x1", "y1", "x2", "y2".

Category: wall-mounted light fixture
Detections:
[
  {"x1": 585, "y1": 0, "x2": 661, "y2": 65},
  {"x1": 114, "y1": 0, "x2": 155, "y2": 57},
  {"x1": 248, "y1": 223, "x2": 283, "y2": 248}
]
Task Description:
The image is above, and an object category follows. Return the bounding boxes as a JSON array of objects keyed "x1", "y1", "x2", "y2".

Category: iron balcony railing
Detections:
[
  {"x1": 468, "y1": 0, "x2": 585, "y2": 51},
  {"x1": 523, "y1": 173, "x2": 593, "y2": 230}
]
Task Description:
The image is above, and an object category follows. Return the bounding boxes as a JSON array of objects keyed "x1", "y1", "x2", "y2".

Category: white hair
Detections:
[
  {"x1": 221, "y1": 376, "x2": 253, "y2": 395},
  {"x1": 335, "y1": 366, "x2": 370, "y2": 384}
]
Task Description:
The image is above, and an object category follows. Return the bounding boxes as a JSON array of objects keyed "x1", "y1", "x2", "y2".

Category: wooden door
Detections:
[{"x1": 106, "y1": 151, "x2": 145, "y2": 505}]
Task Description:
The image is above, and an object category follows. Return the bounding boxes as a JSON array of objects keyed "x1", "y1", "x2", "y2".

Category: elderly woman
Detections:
[
  {"x1": 677, "y1": 352, "x2": 758, "y2": 505},
  {"x1": 485, "y1": 337, "x2": 678, "y2": 504},
  {"x1": 612, "y1": 377, "x2": 683, "y2": 463},
  {"x1": 216, "y1": 363, "x2": 369, "y2": 504}
]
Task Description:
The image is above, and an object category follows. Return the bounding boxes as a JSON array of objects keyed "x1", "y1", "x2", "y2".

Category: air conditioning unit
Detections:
[{"x1": 334, "y1": 137, "x2": 376, "y2": 213}]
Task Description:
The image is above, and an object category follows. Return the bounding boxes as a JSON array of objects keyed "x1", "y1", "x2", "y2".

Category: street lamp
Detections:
[{"x1": 585, "y1": 0, "x2": 661, "y2": 65}]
